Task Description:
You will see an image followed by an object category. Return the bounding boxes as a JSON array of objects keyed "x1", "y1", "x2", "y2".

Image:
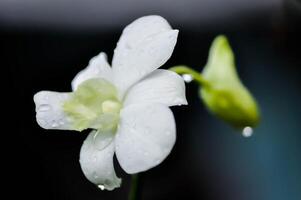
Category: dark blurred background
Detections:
[{"x1": 3, "y1": 0, "x2": 301, "y2": 199}]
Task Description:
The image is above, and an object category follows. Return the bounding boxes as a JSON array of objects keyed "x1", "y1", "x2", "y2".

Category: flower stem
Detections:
[
  {"x1": 128, "y1": 174, "x2": 139, "y2": 200},
  {"x1": 169, "y1": 65, "x2": 210, "y2": 87}
]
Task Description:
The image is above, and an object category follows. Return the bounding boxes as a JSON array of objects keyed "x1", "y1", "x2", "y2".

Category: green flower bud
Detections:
[{"x1": 200, "y1": 35, "x2": 260, "y2": 128}]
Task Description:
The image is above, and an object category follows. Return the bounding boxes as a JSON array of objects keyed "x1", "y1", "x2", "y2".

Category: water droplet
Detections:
[
  {"x1": 37, "y1": 118, "x2": 46, "y2": 125},
  {"x1": 51, "y1": 122, "x2": 58, "y2": 128},
  {"x1": 38, "y1": 104, "x2": 51, "y2": 112},
  {"x1": 173, "y1": 97, "x2": 183, "y2": 105},
  {"x1": 242, "y1": 126, "x2": 253, "y2": 137},
  {"x1": 155, "y1": 159, "x2": 161, "y2": 165},
  {"x1": 182, "y1": 74, "x2": 193, "y2": 83},
  {"x1": 59, "y1": 120, "x2": 65, "y2": 125},
  {"x1": 97, "y1": 184, "x2": 105, "y2": 190}
]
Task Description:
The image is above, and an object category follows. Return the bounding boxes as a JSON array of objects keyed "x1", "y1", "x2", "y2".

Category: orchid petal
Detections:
[
  {"x1": 124, "y1": 69, "x2": 187, "y2": 107},
  {"x1": 34, "y1": 91, "x2": 74, "y2": 130},
  {"x1": 112, "y1": 15, "x2": 178, "y2": 98},
  {"x1": 79, "y1": 130, "x2": 121, "y2": 190},
  {"x1": 72, "y1": 52, "x2": 113, "y2": 91},
  {"x1": 115, "y1": 103, "x2": 176, "y2": 174}
]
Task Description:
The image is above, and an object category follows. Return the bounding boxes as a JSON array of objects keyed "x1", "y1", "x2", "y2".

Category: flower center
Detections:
[
  {"x1": 63, "y1": 78, "x2": 122, "y2": 131},
  {"x1": 101, "y1": 100, "x2": 122, "y2": 114}
]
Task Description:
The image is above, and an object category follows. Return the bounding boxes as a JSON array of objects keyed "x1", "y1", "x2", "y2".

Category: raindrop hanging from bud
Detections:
[
  {"x1": 242, "y1": 126, "x2": 253, "y2": 137},
  {"x1": 182, "y1": 74, "x2": 193, "y2": 83}
]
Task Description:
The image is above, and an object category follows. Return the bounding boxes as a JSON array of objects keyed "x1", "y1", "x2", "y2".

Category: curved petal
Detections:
[
  {"x1": 79, "y1": 130, "x2": 121, "y2": 191},
  {"x1": 112, "y1": 15, "x2": 178, "y2": 98},
  {"x1": 124, "y1": 69, "x2": 187, "y2": 107},
  {"x1": 34, "y1": 91, "x2": 74, "y2": 130},
  {"x1": 115, "y1": 103, "x2": 176, "y2": 174},
  {"x1": 72, "y1": 52, "x2": 113, "y2": 91}
]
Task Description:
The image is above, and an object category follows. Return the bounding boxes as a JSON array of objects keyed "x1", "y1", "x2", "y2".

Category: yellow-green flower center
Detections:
[{"x1": 63, "y1": 78, "x2": 122, "y2": 131}]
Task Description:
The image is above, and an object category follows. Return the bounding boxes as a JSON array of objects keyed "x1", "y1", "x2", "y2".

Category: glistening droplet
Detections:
[
  {"x1": 242, "y1": 126, "x2": 253, "y2": 137},
  {"x1": 51, "y1": 122, "x2": 58, "y2": 128},
  {"x1": 38, "y1": 104, "x2": 51, "y2": 112},
  {"x1": 97, "y1": 184, "x2": 105, "y2": 190},
  {"x1": 59, "y1": 119, "x2": 65, "y2": 125},
  {"x1": 182, "y1": 74, "x2": 193, "y2": 83}
]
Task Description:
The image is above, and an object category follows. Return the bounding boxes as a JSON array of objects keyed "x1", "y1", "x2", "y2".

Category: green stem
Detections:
[
  {"x1": 128, "y1": 174, "x2": 139, "y2": 200},
  {"x1": 169, "y1": 65, "x2": 210, "y2": 87}
]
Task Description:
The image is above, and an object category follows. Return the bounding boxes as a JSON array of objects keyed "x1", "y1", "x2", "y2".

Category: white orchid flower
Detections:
[{"x1": 33, "y1": 15, "x2": 187, "y2": 191}]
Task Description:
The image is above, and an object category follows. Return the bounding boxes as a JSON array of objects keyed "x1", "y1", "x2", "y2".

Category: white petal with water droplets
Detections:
[
  {"x1": 115, "y1": 103, "x2": 176, "y2": 174},
  {"x1": 79, "y1": 130, "x2": 121, "y2": 191},
  {"x1": 124, "y1": 69, "x2": 187, "y2": 106},
  {"x1": 72, "y1": 52, "x2": 113, "y2": 91},
  {"x1": 112, "y1": 15, "x2": 178, "y2": 98},
  {"x1": 34, "y1": 91, "x2": 73, "y2": 130}
]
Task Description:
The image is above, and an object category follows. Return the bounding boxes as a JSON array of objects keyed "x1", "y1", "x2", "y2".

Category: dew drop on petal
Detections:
[
  {"x1": 182, "y1": 74, "x2": 193, "y2": 83},
  {"x1": 37, "y1": 118, "x2": 46, "y2": 125},
  {"x1": 97, "y1": 184, "x2": 105, "y2": 190},
  {"x1": 51, "y1": 122, "x2": 58, "y2": 128},
  {"x1": 38, "y1": 104, "x2": 51, "y2": 112},
  {"x1": 59, "y1": 119, "x2": 65, "y2": 125},
  {"x1": 242, "y1": 126, "x2": 253, "y2": 137},
  {"x1": 172, "y1": 97, "x2": 183, "y2": 105},
  {"x1": 155, "y1": 159, "x2": 161, "y2": 165}
]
